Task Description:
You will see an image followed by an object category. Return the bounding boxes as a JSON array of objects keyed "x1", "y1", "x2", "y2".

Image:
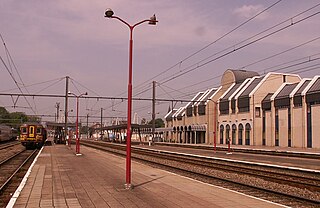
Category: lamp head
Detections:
[
  {"x1": 84, "y1": 92, "x2": 88, "y2": 96},
  {"x1": 105, "y1": 8, "x2": 114, "y2": 18},
  {"x1": 149, "y1": 14, "x2": 157, "y2": 25},
  {"x1": 68, "y1": 91, "x2": 71, "y2": 95}
]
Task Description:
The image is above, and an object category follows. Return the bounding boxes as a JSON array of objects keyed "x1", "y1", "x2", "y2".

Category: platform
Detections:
[{"x1": 9, "y1": 142, "x2": 286, "y2": 208}]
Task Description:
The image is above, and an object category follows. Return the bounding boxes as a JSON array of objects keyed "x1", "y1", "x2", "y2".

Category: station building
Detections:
[{"x1": 163, "y1": 69, "x2": 320, "y2": 149}]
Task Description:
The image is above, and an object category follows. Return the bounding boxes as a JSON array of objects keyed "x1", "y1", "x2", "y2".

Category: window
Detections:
[
  {"x1": 198, "y1": 104, "x2": 206, "y2": 115},
  {"x1": 245, "y1": 123, "x2": 251, "y2": 145},
  {"x1": 288, "y1": 108, "x2": 291, "y2": 147},
  {"x1": 238, "y1": 124, "x2": 243, "y2": 145},
  {"x1": 226, "y1": 125, "x2": 230, "y2": 144},
  {"x1": 21, "y1": 127, "x2": 27, "y2": 134},
  {"x1": 255, "y1": 107, "x2": 261, "y2": 117},
  {"x1": 275, "y1": 109, "x2": 279, "y2": 146},
  {"x1": 220, "y1": 125, "x2": 224, "y2": 144},
  {"x1": 238, "y1": 97, "x2": 250, "y2": 113},
  {"x1": 219, "y1": 101, "x2": 229, "y2": 115},
  {"x1": 231, "y1": 99, "x2": 236, "y2": 114},
  {"x1": 232, "y1": 124, "x2": 236, "y2": 145},
  {"x1": 36, "y1": 127, "x2": 42, "y2": 134},
  {"x1": 186, "y1": 107, "x2": 192, "y2": 117}
]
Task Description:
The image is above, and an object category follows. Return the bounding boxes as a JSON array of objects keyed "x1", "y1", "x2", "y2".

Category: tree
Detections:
[
  {"x1": 0, "y1": 106, "x2": 40, "y2": 127},
  {"x1": 0, "y1": 107, "x2": 10, "y2": 124},
  {"x1": 149, "y1": 118, "x2": 165, "y2": 128}
]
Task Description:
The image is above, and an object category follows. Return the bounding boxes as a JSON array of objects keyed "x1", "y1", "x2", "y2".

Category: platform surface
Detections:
[{"x1": 10, "y1": 143, "x2": 285, "y2": 208}]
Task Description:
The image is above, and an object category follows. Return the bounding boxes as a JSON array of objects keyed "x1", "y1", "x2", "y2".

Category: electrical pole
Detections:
[
  {"x1": 87, "y1": 113, "x2": 89, "y2": 139},
  {"x1": 101, "y1": 108, "x2": 103, "y2": 140},
  {"x1": 152, "y1": 81, "x2": 156, "y2": 142},
  {"x1": 55, "y1": 102, "x2": 60, "y2": 122},
  {"x1": 64, "y1": 76, "x2": 69, "y2": 142}
]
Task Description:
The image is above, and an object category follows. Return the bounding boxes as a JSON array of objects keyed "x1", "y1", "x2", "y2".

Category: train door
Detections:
[{"x1": 29, "y1": 126, "x2": 35, "y2": 138}]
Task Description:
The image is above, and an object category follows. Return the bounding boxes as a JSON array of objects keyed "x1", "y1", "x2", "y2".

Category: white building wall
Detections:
[
  {"x1": 292, "y1": 107, "x2": 304, "y2": 147},
  {"x1": 312, "y1": 105, "x2": 320, "y2": 148},
  {"x1": 278, "y1": 108, "x2": 288, "y2": 147},
  {"x1": 265, "y1": 111, "x2": 273, "y2": 146}
]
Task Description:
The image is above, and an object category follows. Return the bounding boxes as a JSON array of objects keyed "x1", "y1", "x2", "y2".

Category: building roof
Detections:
[
  {"x1": 185, "y1": 92, "x2": 204, "y2": 108},
  {"x1": 291, "y1": 79, "x2": 311, "y2": 98},
  {"x1": 220, "y1": 82, "x2": 243, "y2": 101},
  {"x1": 164, "y1": 109, "x2": 177, "y2": 119},
  {"x1": 262, "y1": 93, "x2": 274, "y2": 103},
  {"x1": 307, "y1": 77, "x2": 320, "y2": 93},
  {"x1": 173, "y1": 107, "x2": 185, "y2": 118},
  {"x1": 195, "y1": 88, "x2": 217, "y2": 106},
  {"x1": 250, "y1": 72, "x2": 301, "y2": 97},
  {"x1": 302, "y1": 76, "x2": 320, "y2": 95},
  {"x1": 228, "y1": 69, "x2": 259, "y2": 84},
  {"x1": 238, "y1": 77, "x2": 263, "y2": 98},
  {"x1": 275, "y1": 83, "x2": 299, "y2": 99}
]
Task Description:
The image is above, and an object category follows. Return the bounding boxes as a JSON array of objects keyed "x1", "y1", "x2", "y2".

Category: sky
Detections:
[{"x1": 0, "y1": 0, "x2": 320, "y2": 125}]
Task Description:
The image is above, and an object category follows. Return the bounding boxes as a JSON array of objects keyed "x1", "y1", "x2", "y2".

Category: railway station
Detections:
[{"x1": 1, "y1": 1, "x2": 320, "y2": 208}]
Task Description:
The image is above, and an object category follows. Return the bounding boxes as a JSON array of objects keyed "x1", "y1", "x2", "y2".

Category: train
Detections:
[
  {"x1": 0, "y1": 124, "x2": 18, "y2": 142},
  {"x1": 19, "y1": 123, "x2": 47, "y2": 149}
]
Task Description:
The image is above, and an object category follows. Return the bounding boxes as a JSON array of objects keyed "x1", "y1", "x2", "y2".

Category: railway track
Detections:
[
  {"x1": 155, "y1": 142, "x2": 320, "y2": 159},
  {"x1": 0, "y1": 149, "x2": 38, "y2": 207},
  {"x1": 0, "y1": 140, "x2": 20, "y2": 150},
  {"x1": 82, "y1": 140, "x2": 320, "y2": 208}
]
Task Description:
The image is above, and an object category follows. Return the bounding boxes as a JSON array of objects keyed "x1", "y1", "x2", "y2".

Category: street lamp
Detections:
[
  {"x1": 68, "y1": 91, "x2": 88, "y2": 155},
  {"x1": 104, "y1": 8, "x2": 157, "y2": 189}
]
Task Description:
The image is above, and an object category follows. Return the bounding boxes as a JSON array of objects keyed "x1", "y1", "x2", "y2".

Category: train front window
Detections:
[
  {"x1": 21, "y1": 127, "x2": 27, "y2": 134},
  {"x1": 36, "y1": 128, "x2": 42, "y2": 134}
]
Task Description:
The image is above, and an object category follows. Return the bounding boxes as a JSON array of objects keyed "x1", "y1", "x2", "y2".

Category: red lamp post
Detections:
[
  {"x1": 68, "y1": 91, "x2": 88, "y2": 155},
  {"x1": 104, "y1": 8, "x2": 157, "y2": 189},
  {"x1": 213, "y1": 101, "x2": 217, "y2": 152}
]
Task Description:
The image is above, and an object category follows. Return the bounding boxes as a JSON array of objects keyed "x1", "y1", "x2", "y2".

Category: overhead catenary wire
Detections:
[
  {"x1": 98, "y1": 2, "x2": 317, "y2": 117},
  {"x1": 131, "y1": 4, "x2": 320, "y2": 100},
  {"x1": 171, "y1": 62, "x2": 320, "y2": 102},
  {"x1": 155, "y1": 48, "x2": 320, "y2": 99},
  {"x1": 131, "y1": 0, "x2": 283, "y2": 97},
  {"x1": 0, "y1": 34, "x2": 38, "y2": 114},
  {"x1": 0, "y1": 55, "x2": 37, "y2": 115},
  {"x1": 0, "y1": 77, "x2": 66, "y2": 93},
  {"x1": 238, "y1": 37, "x2": 320, "y2": 70},
  {"x1": 158, "y1": 10, "x2": 320, "y2": 86}
]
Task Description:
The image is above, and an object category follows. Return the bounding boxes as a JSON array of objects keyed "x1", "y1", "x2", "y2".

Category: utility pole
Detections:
[
  {"x1": 152, "y1": 81, "x2": 156, "y2": 141},
  {"x1": 101, "y1": 108, "x2": 103, "y2": 140},
  {"x1": 86, "y1": 113, "x2": 89, "y2": 139},
  {"x1": 64, "y1": 76, "x2": 69, "y2": 141},
  {"x1": 55, "y1": 102, "x2": 60, "y2": 122}
]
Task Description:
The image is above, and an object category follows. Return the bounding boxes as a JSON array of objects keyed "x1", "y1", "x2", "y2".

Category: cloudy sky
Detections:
[{"x1": 1, "y1": 0, "x2": 319, "y2": 125}]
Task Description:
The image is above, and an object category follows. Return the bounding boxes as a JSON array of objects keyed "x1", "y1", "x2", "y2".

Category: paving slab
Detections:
[{"x1": 9, "y1": 142, "x2": 286, "y2": 208}]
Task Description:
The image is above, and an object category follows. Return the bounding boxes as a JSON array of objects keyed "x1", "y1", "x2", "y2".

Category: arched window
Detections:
[
  {"x1": 238, "y1": 124, "x2": 243, "y2": 145},
  {"x1": 220, "y1": 125, "x2": 224, "y2": 144},
  {"x1": 232, "y1": 124, "x2": 237, "y2": 145},
  {"x1": 226, "y1": 125, "x2": 230, "y2": 144},
  {"x1": 245, "y1": 123, "x2": 251, "y2": 145}
]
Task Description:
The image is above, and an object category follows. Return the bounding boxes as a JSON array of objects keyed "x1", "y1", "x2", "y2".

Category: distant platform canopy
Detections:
[
  {"x1": 46, "y1": 122, "x2": 77, "y2": 129},
  {"x1": 97, "y1": 124, "x2": 152, "y2": 132}
]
